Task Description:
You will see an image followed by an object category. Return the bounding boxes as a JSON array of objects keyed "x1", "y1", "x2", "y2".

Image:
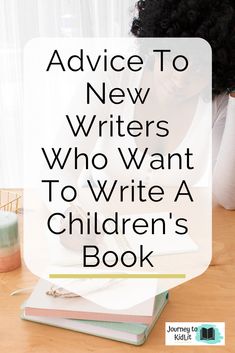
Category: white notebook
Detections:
[{"x1": 24, "y1": 279, "x2": 157, "y2": 324}]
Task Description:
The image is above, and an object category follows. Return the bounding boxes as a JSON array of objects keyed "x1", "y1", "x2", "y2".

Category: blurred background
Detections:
[{"x1": 0, "y1": 0, "x2": 136, "y2": 187}]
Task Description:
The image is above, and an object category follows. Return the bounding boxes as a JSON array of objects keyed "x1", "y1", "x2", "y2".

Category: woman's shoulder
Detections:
[{"x1": 212, "y1": 91, "x2": 229, "y2": 124}]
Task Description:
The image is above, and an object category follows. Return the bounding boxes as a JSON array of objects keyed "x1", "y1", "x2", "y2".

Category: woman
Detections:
[{"x1": 131, "y1": 0, "x2": 235, "y2": 209}]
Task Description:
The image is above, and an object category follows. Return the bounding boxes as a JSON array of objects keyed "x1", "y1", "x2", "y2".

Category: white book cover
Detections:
[{"x1": 24, "y1": 279, "x2": 158, "y2": 324}]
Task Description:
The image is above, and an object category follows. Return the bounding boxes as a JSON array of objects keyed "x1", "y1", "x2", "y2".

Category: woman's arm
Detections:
[{"x1": 213, "y1": 94, "x2": 235, "y2": 209}]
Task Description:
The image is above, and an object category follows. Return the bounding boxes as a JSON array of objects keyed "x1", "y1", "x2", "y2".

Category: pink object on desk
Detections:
[{"x1": 0, "y1": 249, "x2": 21, "y2": 272}]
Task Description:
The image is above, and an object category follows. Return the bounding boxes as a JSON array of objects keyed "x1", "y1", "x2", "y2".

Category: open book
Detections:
[{"x1": 200, "y1": 327, "x2": 215, "y2": 340}]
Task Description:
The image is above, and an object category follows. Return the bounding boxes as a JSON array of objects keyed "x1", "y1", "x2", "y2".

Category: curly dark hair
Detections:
[{"x1": 131, "y1": 0, "x2": 235, "y2": 96}]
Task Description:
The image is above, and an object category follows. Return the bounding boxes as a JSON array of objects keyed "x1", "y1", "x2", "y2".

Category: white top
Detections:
[
  {"x1": 77, "y1": 92, "x2": 235, "y2": 210},
  {"x1": 212, "y1": 94, "x2": 235, "y2": 209}
]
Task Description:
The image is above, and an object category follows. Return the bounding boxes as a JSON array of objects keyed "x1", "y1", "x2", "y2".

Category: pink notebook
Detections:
[{"x1": 25, "y1": 280, "x2": 156, "y2": 324}]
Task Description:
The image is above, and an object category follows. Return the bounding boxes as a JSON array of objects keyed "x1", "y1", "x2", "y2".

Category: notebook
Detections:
[
  {"x1": 24, "y1": 279, "x2": 157, "y2": 324},
  {"x1": 21, "y1": 291, "x2": 168, "y2": 345}
]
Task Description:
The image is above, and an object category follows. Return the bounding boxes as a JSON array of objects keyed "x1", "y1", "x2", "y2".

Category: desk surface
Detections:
[{"x1": 0, "y1": 205, "x2": 234, "y2": 353}]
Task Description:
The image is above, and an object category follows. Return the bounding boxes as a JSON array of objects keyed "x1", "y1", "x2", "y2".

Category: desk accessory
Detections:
[{"x1": 0, "y1": 211, "x2": 21, "y2": 272}]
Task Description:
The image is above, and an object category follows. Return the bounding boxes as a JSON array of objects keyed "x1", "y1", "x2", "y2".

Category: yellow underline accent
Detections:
[{"x1": 49, "y1": 273, "x2": 186, "y2": 279}]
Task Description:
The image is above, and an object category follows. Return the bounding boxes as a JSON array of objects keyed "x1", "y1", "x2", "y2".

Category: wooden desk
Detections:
[{"x1": 0, "y1": 205, "x2": 234, "y2": 353}]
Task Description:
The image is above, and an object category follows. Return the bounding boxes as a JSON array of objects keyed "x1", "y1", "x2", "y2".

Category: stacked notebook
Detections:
[{"x1": 21, "y1": 279, "x2": 168, "y2": 345}]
